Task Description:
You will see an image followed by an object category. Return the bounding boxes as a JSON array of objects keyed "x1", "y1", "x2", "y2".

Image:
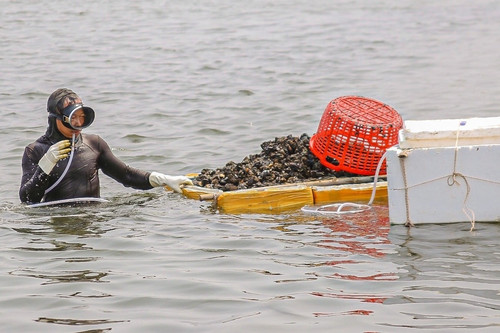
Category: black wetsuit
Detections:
[{"x1": 20, "y1": 127, "x2": 153, "y2": 204}]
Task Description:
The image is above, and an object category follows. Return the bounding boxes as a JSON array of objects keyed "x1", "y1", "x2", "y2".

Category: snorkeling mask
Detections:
[{"x1": 50, "y1": 103, "x2": 95, "y2": 130}]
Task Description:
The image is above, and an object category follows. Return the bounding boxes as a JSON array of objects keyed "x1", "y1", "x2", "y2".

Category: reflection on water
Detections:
[
  {"x1": 380, "y1": 223, "x2": 500, "y2": 330},
  {"x1": 13, "y1": 192, "x2": 158, "y2": 238},
  {"x1": 2, "y1": 200, "x2": 136, "y2": 331},
  {"x1": 6, "y1": 196, "x2": 160, "y2": 290},
  {"x1": 10, "y1": 268, "x2": 108, "y2": 285},
  {"x1": 49, "y1": 214, "x2": 109, "y2": 237},
  {"x1": 312, "y1": 290, "x2": 387, "y2": 304},
  {"x1": 35, "y1": 316, "x2": 128, "y2": 330},
  {"x1": 309, "y1": 205, "x2": 397, "y2": 283},
  {"x1": 12, "y1": 206, "x2": 112, "y2": 252},
  {"x1": 318, "y1": 205, "x2": 391, "y2": 259},
  {"x1": 15, "y1": 239, "x2": 92, "y2": 252},
  {"x1": 303, "y1": 206, "x2": 396, "y2": 318}
]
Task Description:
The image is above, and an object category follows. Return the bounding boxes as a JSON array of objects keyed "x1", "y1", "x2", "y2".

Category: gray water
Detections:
[{"x1": 1, "y1": 0, "x2": 500, "y2": 332}]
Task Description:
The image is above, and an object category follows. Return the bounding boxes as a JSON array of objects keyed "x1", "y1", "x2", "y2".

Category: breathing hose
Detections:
[{"x1": 42, "y1": 133, "x2": 76, "y2": 201}]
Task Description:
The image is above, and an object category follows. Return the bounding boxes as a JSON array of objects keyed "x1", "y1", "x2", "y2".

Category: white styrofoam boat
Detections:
[{"x1": 387, "y1": 116, "x2": 500, "y2": 224}]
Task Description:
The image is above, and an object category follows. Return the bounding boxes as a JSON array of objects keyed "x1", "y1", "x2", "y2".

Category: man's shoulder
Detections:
[
  {"x1": 82, "y1": 133, "x2": 108, "y2": 143},
  {"x1": 26, "y1": 135, "x2": 50, "y2": 150},
  {"x1": 24, "y1": 135, "x2": 50, "y2": 159},
  {"x1": 82, "y1": 133, "x2": 101, "y2": 140},
  {"x1": 82, "y1": 133, "x2": 109, "y2": 150}
]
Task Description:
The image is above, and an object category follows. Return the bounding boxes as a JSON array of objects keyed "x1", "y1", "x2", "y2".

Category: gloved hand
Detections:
[
  {"x1": 38, "y1": 140, "x2": 72, "y2": 175},
  {"x1": 149, "y1": 171, "x2": 193, "y2": 193}
]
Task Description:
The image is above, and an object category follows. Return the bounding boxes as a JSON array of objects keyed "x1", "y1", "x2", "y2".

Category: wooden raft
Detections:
[{"x1": 177, "y1": 176, "x2": 388, "y2": 214}]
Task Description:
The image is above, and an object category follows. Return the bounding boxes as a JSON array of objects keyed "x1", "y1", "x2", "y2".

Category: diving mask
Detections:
[{"x1": 54, "y1": 103, "x2": 95, "y2": 130}]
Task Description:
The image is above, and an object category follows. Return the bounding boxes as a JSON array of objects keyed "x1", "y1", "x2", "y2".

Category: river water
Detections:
[{"x1": 1, "y1": 0, "x2": 500, "y2": 332}]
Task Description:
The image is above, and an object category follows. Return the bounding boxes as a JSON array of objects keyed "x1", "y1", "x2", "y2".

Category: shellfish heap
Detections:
[{"x1": 193, "y1": 133, "x2": 352, "y2": 191}]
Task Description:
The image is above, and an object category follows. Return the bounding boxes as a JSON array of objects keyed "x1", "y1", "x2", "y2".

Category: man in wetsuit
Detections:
[{"x1": 20, "y1": 88, "x2": 193, "y2": 204}]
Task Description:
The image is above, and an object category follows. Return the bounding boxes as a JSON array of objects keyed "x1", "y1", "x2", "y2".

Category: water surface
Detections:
[{"x1": 1, "y1": 0, "x2": 500, "y2": 331}]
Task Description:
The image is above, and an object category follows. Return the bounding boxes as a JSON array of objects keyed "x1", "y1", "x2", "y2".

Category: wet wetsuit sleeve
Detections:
[
  {"x1": 19, "y1": 146, "x2": 51, "y2": 204},
  {"x1": 96, "y1": 136, "x2": 154, "y2": 190}
]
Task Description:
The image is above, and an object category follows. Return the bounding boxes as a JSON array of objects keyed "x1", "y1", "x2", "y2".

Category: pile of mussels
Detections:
[{"x1": 193, "y1": 133, "x2": 351, "y2": 191}]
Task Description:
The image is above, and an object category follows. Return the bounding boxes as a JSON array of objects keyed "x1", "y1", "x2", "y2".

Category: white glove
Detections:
[
  {"x1": 38, "y1": 140, "x2": 72, "y2": 175},
  {"x1": 149, "y1": 171, "x2": 193, "y2": 193}
]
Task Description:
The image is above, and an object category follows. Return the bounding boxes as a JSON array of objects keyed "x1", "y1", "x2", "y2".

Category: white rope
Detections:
[
  {"x1": 301, "y1": 202, "x2": 371, "y2": 215},
  {"x1": 399, "y1": 153, "x2": 413, "y2": 227},
  {"x1": 368, "y1": 150, "x2": 388, "y2": 206},
  {"x1": 392, "y1": 173, "x2": 500, "y2": 191},
  {"x1": 451, "y1": 123, "x2": 475, "y2": 231},
  {"x1": 394, "y1": 122, "x2": 478, "y2": 230},
  {"x1": 391, "y1": 169, "x2": 500, "y2": 230},
  {"x1": 301, "y1": 150, "x2": 388, "y2": 216},
  {"x1": 28, "y1": 197, "x2": 109, "y2": 208}
]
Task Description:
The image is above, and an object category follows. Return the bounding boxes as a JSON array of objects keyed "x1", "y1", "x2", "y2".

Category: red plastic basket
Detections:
[{"x1": 309, "y1": 96, "x2": 402, "y2": 175}]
